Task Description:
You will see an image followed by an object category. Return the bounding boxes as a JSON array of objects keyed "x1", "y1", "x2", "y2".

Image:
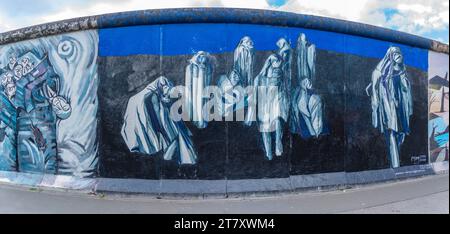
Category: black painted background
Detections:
[{"x1": 97, "y1": 48, "x2": 427, "y2": 180}]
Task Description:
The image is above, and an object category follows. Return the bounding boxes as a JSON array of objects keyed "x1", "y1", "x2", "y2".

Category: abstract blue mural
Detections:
[
  {"x1": 428, "y1": 51, "x2": 449, "y2": 163},
  {"x1": 0, "y1": 30, "x2": 99, "y2": 177}
]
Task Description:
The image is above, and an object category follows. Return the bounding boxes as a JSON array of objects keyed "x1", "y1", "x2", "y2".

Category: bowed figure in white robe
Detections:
[
  {"x1": 185, "y1": 51, "x2": 213, "y2": 129},
  {"x1": 121, "y1": 76, "x2": 197, "y2": 165},
  {"x1": 366, "y1": 46, "x2": 413, "y2": 168},
  {"x1": 233, "y1": 36, "x2": 255, "y2": 87}
]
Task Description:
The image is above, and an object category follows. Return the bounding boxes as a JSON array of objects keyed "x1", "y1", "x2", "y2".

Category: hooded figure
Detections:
[
  {"x1": 291, "y1": 34, "x2": 324, "y2": 138},
  {"x1": 185, "y1": 51, "x2": 213, "y2": 129},
  {"x1": 277, "y1": 38, "x2": 292, "y2": 101},
  {"x1": 233, "y1": 36, "x2": 255, "y2": 87},
  {"x1": 290, "y1": 78, "x2": 324, "y2": 138},
  {"x1": 245, "y1": 52, "x2": 288, "y2": 160},
  {"x1": 121, "y1": 76, "x2": 197, "y2": 165},
  {"x1": 366, "y1": 46, "x2": 413, "y2": 168},
  {"x1": 217, "y1": 69, "x2": 246, "y2": 118},
  {"x1": 297, "y1": 33, "x2": 316, "y2": 81}
]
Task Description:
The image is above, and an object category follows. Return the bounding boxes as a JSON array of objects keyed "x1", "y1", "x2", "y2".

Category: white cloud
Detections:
[
  {"x1": 440, "y1": 9, "x2": 449, "y2": 24},
  {"x1": 0, "y1": 0, "x2": 448, "y2": 43},
  {"x1": 0, "y1": 14, "x2": 13, "y2": 32},
  {"x1": 278, "y1": 0, "x2": 448, "y2": 43},
  {"x1": 42, "y1": 0, "x2": 196, "y2": 23},
  {"x1": 40, "y1": 0, "x2": 271, "y2": 24},
  {"x1": 41, "y1": 0, "x2": 269, "y2": 22},
  {"x1": 278, "y1": 0, "x2": 370, "y2": 22},
  {"x1": 397, "y1": 4, "x2": 432, "y2": 14},
  {"x1": 358, "y1": 0, "x2": 448, "y2": 42}
]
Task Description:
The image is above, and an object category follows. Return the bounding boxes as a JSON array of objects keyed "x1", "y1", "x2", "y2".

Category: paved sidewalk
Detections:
[
  {"x1": 341, "y1": 191, "x2": 448, "y2": 214},
  {"x1": 0, "y1": 174, "x2": 448, "y2": 214}
]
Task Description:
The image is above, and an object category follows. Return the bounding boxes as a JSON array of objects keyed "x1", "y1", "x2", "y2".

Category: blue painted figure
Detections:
[{"x1": 366, "y1": 46, "x2": 413, "y2": 168}]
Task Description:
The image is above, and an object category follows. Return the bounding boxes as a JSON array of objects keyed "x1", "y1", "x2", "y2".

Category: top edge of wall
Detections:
[{"x1": 0, "y1": 7, "x2": 448, "y2": 54}]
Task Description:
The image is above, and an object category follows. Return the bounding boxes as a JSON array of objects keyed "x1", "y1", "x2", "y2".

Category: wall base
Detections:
[{"x1": 1, "y1": 162, "x2": 448, "y2": 198}]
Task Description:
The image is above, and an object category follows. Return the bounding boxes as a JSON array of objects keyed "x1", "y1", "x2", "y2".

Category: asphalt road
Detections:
[{"x1": 0, "y1": 174, "x2": 448, "y2": 214}]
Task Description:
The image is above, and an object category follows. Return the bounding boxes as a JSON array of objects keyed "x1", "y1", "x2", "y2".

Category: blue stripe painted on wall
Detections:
[
  {"x1": 99, "y1": 25, "x2": 161, "y2": 57},
  {"x1": 99, "y1": 23, "x2": 428, "y2": 71}
]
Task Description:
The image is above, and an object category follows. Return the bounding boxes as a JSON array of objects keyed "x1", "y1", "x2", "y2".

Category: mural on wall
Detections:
[
  {"x1": 0, "y1": 30, "x2": 99, "y2": 177},
  {"x1": 119, "y1": 33, "x2": 327, "y2": 162},
  {"x1": 94, "y1": 23, "x2": 428, "y2": 179},
  {"x1": 121, "y1": 76, "x2": 197, "y2": 165},
  {"x1": 428, "y1": 51, "x2": 449, "y2": 163},
  {"x1": 366, "y1": 46, "x2": 413, "y2": 168},
  {"x1": 0, "y1": 21, "x2": 436, "y2": 182}
]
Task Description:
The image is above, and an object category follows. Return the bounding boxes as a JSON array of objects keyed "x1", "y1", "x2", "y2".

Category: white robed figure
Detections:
[
  {"x1": 121, "y1": 76, "x2": 197, "y2": 165},
  {"x1": 366, "y1": 46, "x2": 413, "y2": 168},
  {"x1": 185, "y1": 51, "x2": 213, "y2": 129},
  {"x1": 233, "y1": 36, "x2": 255, "y2": 87},
  {"x1": 297, "y1": 33, "x2": 316, "y2": 81},
  {"x1": 245, "y1": 53, "x2": 288, "y2": 160}
]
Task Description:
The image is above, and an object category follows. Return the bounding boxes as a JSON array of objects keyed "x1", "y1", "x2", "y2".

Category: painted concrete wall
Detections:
[
  {"x1": 428, "y1": 51, "x2": 449, "y2": 163},
  {"x1": 0, "y1": 20, "x2": 448, "y2": 191}
]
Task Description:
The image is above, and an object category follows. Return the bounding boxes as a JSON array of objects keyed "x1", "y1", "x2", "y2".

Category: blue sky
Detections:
[
  {"x1": 267, "y1": 0, "x2": 288, "y2": 7},
  {"x1": 0, "y1": 0, "x2": 448, "y2": 44}
]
